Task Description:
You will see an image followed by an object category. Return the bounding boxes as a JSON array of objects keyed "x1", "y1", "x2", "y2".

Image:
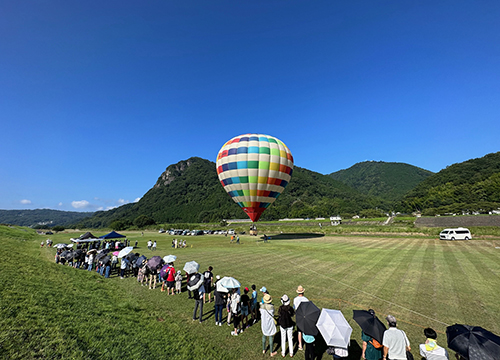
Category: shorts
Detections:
[
  {"x1": 241, "y1": 305, "x2": 249, "y2": 316},
  {"x1": 167, "y1": 281, "x2": 175, "y2": 288},
  {"x1": 204, "y1": 283, "x2": 211, "y2": 293},
  {"x1": 251, "y1": 302, "x2": 257, "y2": 311}
]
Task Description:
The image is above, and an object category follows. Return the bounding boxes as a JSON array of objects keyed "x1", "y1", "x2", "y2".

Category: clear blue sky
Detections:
[{"x1": 1, "y1": 1, "x2": 499, "y2": 212}]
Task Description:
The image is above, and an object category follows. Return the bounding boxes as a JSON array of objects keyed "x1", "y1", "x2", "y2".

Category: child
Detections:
[{"x1": 175, "y1": 270, "x2": 183, "y2": 294}]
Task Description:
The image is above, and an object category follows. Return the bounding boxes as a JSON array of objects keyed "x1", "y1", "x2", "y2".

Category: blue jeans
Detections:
[
  {"x1": 99, "y1": 266, "x2": 105, "y2": 276},
  {"x1": 87, "y1": 264, "x2": 93, "y2": 271},
  {"x1": 215, "y1": 304, "x2": 223, "y2": 323},
  {"x1": 104, "y1": 265, "x2": 111, "y2": 278}
]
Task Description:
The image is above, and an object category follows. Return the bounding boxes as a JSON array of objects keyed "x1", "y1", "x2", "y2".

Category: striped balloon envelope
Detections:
[{"x1": 216, "y1": 134, "x2": 293, "y2": 222}]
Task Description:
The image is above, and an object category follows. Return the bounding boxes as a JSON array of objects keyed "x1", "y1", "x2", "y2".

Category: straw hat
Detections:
[
  {"x1": 263, "y1": 293, "x2": 272, "y2": 304},
  {"x1": 296, "y1": 285, "x2": 305, "y2": 294}
]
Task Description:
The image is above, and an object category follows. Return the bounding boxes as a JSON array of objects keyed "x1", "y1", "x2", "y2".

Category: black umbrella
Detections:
[
  {"x1": 60, "y1": 250, "x2": 74, "y2": 261},
  {"x1": 97, "y1": 248, "x2": 110, "y2": 255},
  {"x1": 73, "y1": 249, "x2": 84, "y2": 258},
  {"x1": 135, "y1": 255, "x2": 147, "y2": 267},
  {"x1": 447, "y1": 324, "x2": 500, "y2": 360},
  {"x1": 147, "y1": 256, "x2": 163, "y2": 271},
  {"x1": 95, "y1": 252, "x2": 107, "y2": 262},
  {"x1": 353, "y1": 310, "x2": 387, "y2": 344},
  {"x1": 101, "y1": 256, "x2": 111, "y2": 265},
  {"x1": 295, "y1": 301, "x2": 321, "y2": 336}
]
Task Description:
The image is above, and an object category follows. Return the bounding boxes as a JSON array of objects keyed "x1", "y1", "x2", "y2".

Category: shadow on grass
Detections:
[{"x1": 258, "y1": 233, "x2": 325, "y2": 241}]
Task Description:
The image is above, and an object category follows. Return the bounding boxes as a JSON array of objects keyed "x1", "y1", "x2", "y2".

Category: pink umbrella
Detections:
[{"x1": 113, "y1": 251, "x2": 119, "y2": 256}]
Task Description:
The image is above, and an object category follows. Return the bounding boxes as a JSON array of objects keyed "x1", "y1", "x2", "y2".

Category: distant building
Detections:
[{"x1": 330, "y1": 216, "x2": 342, "y2": 226}]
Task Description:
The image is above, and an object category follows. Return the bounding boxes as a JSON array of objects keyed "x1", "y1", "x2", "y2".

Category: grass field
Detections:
[{"x1": 2, "y1": 225, "x2": 500, "y2": 359}]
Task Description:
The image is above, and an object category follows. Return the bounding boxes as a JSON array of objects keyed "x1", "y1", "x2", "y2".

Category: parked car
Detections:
[
  {"x1": 158, "y1": 228, "x2": 166, "y2": 233},
  {"x1": 440, "y1": 227, "x2": 472, "y2": 240},
  {"x1": 228, "y1": 229, "x2": 235, "y2": 235}
]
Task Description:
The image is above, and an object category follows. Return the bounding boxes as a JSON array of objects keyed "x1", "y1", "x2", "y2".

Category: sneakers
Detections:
[
  {"x1": 231, "y1": 331, "x2": 238, "y2": 336},
  {"x1": 219, "y1": 322, "x2": 222, "y2": 326},
  {"x1": 227, "y1": 322, "x2": 231, "y2": 326},
  {"x1": 215, "y1": 321, "x2": 218, "y2": 326}
]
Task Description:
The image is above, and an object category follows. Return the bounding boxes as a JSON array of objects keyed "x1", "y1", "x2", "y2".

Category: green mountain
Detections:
[
  {"x1": 329, "y1": 161, "x2": 434, "y2": 202},
  {"x1": 401, "y1": 152, "x2": 500, "y2": 214},
  {"x1": 0, "y1": 209, "x2": 93, "y2": 228},
  {"x1": 77, "y1": 157, "x2": 386, "y2": 228}
]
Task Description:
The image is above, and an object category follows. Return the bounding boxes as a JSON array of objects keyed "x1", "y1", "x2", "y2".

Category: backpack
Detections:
[{"x1": 369, "y1": 338, "x2": 383, "y2": 349}]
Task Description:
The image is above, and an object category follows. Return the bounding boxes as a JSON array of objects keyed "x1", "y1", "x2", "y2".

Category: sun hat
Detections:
[
  {"x1": 260, "y1": 286, "x2": 267, "y2": 292},
  {"x1": 296, "y1": 285, "x2": 305, "y2": 294},
  {"x1": 263, "y1": 293, "x2": 272, "y2": 304},
  {"x1": 216, "y1": 275, "x2": 220, "y2": 280},
  {"x1": 281, "y1": 294, "x2": 290, "y2": 305},
  {"x1": 386, "y1": 315, "x2": 397, "y2": 325}
]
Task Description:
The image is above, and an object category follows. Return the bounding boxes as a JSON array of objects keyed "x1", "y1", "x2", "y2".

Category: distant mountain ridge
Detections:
[
  {"x1": 3, "y1": 152, "x2": 499, "y2": 228},
  {"x1": 330, "y1": 161, "x2": 434, "y2": 202},
  {"x1": 401, "y1": 152, "x2": 500, "y2": 214},
  {"x1": 77, "y1": 157, "x2": 385, "y2": 228},
  {"x1": 0, "y1": 209, "x2": 93, "y2": 227}
]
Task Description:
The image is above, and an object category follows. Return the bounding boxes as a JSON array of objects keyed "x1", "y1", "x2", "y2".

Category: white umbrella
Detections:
[
  {"x1": 163, "y1": 255, "x2": 177, "y2": 263},
  {"x1": 54, "y1": 243, "x2": 68, "y2": 249},
  {"x1": 219, "y1": 276, "x2": 241, "y2": 289},
  {"x1": 183, "y1": 261, "x2": 199, "y2": 274},
  {"x1": 117, "y1": 246, "x2": 134, "y2": 258},
  {"x1": 316, "y1": 309, "x2": 352, "y2": 348},
  {"x1": 216, "y1": 280, "x2": 229, "y2": 293}
]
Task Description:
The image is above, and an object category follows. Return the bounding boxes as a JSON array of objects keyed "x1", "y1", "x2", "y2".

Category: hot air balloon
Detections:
[{"x1": 216, "y1": 134, "x2": 293, "y2": 222}]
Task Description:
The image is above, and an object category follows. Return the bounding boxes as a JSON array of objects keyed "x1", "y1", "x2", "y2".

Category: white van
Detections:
[{"x1": 439, "y1": 227, "x2": 472, "y2": 240}]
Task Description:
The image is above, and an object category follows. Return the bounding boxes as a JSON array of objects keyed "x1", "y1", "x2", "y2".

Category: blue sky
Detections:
[{"x1": 1, "y1": 1, "x2": 499, "y2": 212}]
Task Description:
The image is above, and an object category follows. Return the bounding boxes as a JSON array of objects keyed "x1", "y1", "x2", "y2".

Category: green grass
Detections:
[{"x1": 2, "y1": 226, "x2": 500, "y2": 359}]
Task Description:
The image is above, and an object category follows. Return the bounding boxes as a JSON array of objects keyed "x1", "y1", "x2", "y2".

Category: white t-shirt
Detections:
[
  {"x1": 382, "y1": 327, "x2": 410, "y2": 360},
  {"x1": 293, "y1": 295, "x2": 309, "y2": 310},
  {"x1": 419, "y1": 343, "x2": 449, "y2": 360}
]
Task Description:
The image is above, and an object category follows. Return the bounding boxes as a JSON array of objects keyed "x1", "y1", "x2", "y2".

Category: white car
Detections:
[{"x1": 440, "y1": 228, "x2": 471, "y2": 240}]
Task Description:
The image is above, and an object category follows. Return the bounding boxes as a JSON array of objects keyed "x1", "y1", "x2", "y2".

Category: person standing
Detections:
[
  {"x1": 214, "y1": 278, "x2": 225, "y2": 326},
  {"x1": 187, "y1": 272, "x2": 204, "y2": 323},
  {"x1": 147, "y1": 240, "x2": 152, "y2": 250},
  {"x1": 120, "y1": 257, "x2": 128, "y2": 279},
  {"x1": 175, "y1": 270, "x2": 182, "y2": 295},
  {"x1": 278, "y1": 294, "x2": 295, "y2": 358},
  {"x1": 303, "y1": 334, "x2": 316, "y2": 360},
  {"x1": 152, "y1": 241, "x2": 157, "y2": 251},
  {"x1": 293, "y1": 285, "x2": 309, "y2": 351},
  {"x1": 166, "y1": 263, "x2": 176, "y2": 295},
  {"x1": 251, "y1": 284, "x2": 258, "y2": 324},
  {"x1": 203, "y1": 266, "x2": 214, "y2": 303},
  {"x1": 361, "y1": 309, "x2": 383, "y2": 360},
  {"x1": 382, "y1": 315, "x2": 410, "y2": 360},
  {"x1": 240, "y1": 287, "x2": 250, "y2": 329},
  {"x1": 419, "y1": 328, "x2": 449, "y2": 359},
  {"x1": 260, "y1": 294, "x2": 277, "y2": 356},
  {"x1": 87, "y1": 253, "x2": 94, "y2": 272},
  {"x1": 230, "y1": 288, "x2": 242, "y2": 336}
]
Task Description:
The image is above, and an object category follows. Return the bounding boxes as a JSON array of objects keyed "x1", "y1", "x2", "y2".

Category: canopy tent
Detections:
[
  {"x1": 99, "y1": 231, "x2": 126, "y2": 239},
  {"x1": 79, "y1": 231, "x2": 98, "y2": 240},
  {"x1": 70, "y1": 238, "x2": 101, "y2": 243}
]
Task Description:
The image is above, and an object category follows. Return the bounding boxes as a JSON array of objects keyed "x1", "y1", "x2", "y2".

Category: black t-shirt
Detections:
[
  {"x1": 240, "y1": 294, "x2": 250, "y2": 307},
  {"x1": 203, "y1": 271, "x2": 213, "y2": 284}
]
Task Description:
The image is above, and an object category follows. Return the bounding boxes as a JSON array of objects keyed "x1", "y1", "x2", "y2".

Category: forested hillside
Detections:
[
  {"x1": 77, "y1": 157, "x2": 386, "y2": 228},
  {"x1": 0, "y1": 209, "x2": 93, "y2": 227},
  {"x1": 330, "y1": 161, "x2": 433, "y2": 202},
  {"x1": 401, "y1": 152, "x2": 500, "y2": 215}
]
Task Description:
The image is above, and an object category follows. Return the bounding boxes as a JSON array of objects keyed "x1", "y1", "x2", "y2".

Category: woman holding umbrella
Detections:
[{"x1": 260, "y1": 294, "x2": 278, "y2": 357}]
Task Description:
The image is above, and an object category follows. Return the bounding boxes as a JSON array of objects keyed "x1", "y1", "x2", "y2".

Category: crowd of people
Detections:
[{"x1": 53, "y1": 240, "x2": 463, "y2": 360}]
